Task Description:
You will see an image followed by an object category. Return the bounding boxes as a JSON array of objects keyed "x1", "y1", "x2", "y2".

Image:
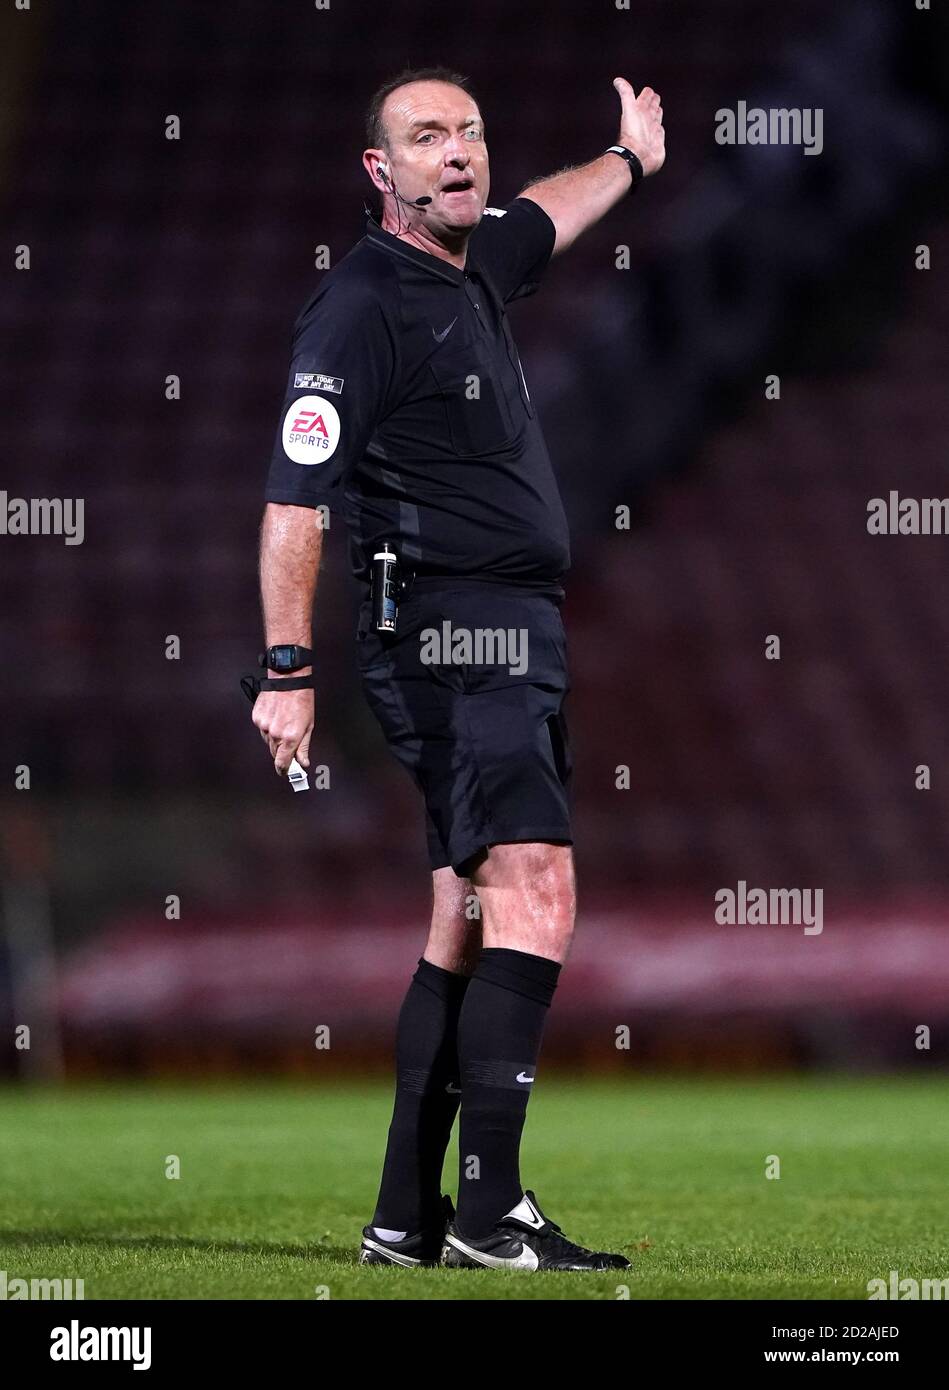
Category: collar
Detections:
[{"x1": 365, "y1": 216, "x2": 468, "y2": 287}]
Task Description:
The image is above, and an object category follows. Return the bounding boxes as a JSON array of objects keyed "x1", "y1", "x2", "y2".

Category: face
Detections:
[{"x1": 369, "y1": 80, "x2": 489, "y2": 236}]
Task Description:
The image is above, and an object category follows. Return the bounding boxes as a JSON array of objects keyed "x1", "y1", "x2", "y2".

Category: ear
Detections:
[{"x1": 362, "y1": 149, "x2": 388, "y2": 191}]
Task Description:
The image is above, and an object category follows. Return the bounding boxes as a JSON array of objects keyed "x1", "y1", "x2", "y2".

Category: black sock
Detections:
[
  {"x1": 455, "y1": 947, "x2": 561, "y2": 1239},
  {"x1": 372, "y1": 957, "x2": 470, "y2": 1234}
]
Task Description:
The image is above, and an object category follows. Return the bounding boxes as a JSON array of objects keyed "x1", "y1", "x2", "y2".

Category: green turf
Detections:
[{"x1": 0, "y1": 1075, "x2": 946, "y2": 1300}]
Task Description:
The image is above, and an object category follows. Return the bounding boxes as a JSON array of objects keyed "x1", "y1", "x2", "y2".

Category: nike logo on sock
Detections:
[
  {"x1": 445, "y1": 1082, "x2": 461, "y2": 1094},
  {"x1": 516, "y1": 1071, "x2": 535, "y2": 1084}
]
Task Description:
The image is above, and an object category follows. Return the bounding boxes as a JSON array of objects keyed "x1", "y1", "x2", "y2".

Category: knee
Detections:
[
  {"x1": 530, "y1": 845, "x2": 575, "y2": 934},
  {"x1": 522, "y1": 843, "x2": 576, "y2": 932},
  {"x1": 474, "y1": 842, "x2": 576, "y2": 960}
]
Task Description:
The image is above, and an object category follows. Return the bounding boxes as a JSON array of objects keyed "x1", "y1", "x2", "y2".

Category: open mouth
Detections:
[{"x1": 440, "y1": 177, "x2": 475, "y2": 196}]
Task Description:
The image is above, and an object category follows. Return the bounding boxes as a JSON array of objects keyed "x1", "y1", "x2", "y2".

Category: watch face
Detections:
[{"x1": 272, "y1": 646, "x2": 294, "y2": 671}]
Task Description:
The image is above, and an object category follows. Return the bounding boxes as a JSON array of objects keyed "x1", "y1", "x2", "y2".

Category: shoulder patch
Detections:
[
  {"x1": 294, "y1": 372, "x2": 343, "y2": 394},
  {"x1": 282, "y1": 394, "x2": 340, "y2": 466}
]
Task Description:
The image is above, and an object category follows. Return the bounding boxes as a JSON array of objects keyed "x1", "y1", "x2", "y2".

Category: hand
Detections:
[
  {"x1": 252, "y1": 683, "x2": 314, "y2": 776},
  {"x1": 612, "y1": 77, "x2": 665, "y2": 177}
]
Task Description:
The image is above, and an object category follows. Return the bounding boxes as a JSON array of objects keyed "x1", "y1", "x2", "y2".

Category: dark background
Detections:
[{"x1": 2, "y1": 0, "x2": 948, "y2": 1077}]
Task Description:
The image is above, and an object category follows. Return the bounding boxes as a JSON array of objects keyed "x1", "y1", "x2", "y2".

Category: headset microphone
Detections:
[{"x1": 378, "y1": 165, "x2": 432, "y2": 208}]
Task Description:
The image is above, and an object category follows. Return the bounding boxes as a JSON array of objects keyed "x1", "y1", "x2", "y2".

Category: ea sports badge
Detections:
[{"x1": 282, "y1": 394, "x2": 341, "y2": 465}]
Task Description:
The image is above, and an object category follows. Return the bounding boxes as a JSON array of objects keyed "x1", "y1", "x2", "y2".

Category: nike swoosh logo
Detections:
[
  {"x1": 446, "y1": 1234, "x2": 540, "y2": 1270},
  {"x1": 432, "y1": 317, "x2": 457, "y2": 343},
  {"x1": 445, "y1": 1082, "x2": 461, "y2": 1094},
  {"x1": 516, "y1": 1072, "x2": 535, "y2": 1084},
  {"x1": 359, "y1": 1238, "x2": 423, "y2": 1268},
  {"x1": 507, "y1": 1195, "x2": 545, "y2": 1229}
]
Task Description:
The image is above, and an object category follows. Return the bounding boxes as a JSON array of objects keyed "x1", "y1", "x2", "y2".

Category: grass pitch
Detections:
[{"x1": 0, "y1": 1075, "x2": 945, "y2": 1300}]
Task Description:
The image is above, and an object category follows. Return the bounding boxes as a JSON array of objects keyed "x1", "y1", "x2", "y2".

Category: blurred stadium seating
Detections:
[{"x1": 2, "y1": 0, "x2": 948, "y2": 1075}]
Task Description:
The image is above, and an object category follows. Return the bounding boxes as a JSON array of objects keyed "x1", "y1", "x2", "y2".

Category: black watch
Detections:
[
  {"x1": 259, "y1": 644, "x2": 314, "y2": 674},
  {"x1": 605, "y1": 144, "x2": 644, "y2": 191}
]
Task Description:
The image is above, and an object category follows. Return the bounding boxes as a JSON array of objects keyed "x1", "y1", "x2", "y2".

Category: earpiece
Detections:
[{"x1": 374, "y1": 163, "x2": 431, "y2": 209}]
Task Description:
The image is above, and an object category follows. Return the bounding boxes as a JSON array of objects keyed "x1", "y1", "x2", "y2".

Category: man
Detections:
[{"x1": 254, "y1": 67, "x2": 664, "y2": 1271}]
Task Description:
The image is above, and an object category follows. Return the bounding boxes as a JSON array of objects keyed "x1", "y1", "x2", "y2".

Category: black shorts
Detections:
[{"x1": 356, "y1": 581, "x2": 573, "y2": 876}]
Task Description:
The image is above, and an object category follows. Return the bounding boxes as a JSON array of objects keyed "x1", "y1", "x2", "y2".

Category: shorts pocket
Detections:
[{"x1": 546, "y1": 708, "x2": 572, "y2": 787}]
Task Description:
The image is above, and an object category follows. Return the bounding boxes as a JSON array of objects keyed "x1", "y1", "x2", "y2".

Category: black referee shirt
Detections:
[{"x1": 264, "y1": 197, "x2": 570, "y2": 589}]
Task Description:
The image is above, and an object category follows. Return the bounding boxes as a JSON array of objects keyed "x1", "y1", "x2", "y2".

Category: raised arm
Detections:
[
  {"x1": 254, "y1": 501, "x2": 321, "y2": 776},
  {"x1": 517, "y1": 78, "x2": 665, "y2": 256}
]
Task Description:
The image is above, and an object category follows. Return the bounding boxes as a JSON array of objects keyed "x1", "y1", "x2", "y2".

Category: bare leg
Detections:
[
  {"x1": 424, "y1": 865, "x2": 482, "y2": 973},
  {"x1": 469, "y1": 841, "x2": 576, "y2": 962}
]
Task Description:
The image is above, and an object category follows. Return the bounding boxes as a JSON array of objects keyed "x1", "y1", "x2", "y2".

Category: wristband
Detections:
[
  {"x1": 240, "y1": 673, "x2": 315, "y2": 703},
  {"x1": 605, "y1": 145, "x2": 644, "y2": 191}
]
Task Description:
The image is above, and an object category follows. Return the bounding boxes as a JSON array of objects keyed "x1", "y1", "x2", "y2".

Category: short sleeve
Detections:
[
  {"x1": 264, "y1": 278, "x2": 395, "y2": 508},
  {"x1": 469, "y1": 197, "x2": 557, "y2": 304}
]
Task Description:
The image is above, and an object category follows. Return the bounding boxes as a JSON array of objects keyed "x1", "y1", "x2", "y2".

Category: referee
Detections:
[{"x1": 253, "y1": 67, "x2": 664, "y2": 1271}]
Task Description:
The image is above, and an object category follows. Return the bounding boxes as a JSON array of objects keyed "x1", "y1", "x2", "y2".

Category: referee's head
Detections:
[{"x1": 363, "y1": 67, "x2": 488, "y2": 240}]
